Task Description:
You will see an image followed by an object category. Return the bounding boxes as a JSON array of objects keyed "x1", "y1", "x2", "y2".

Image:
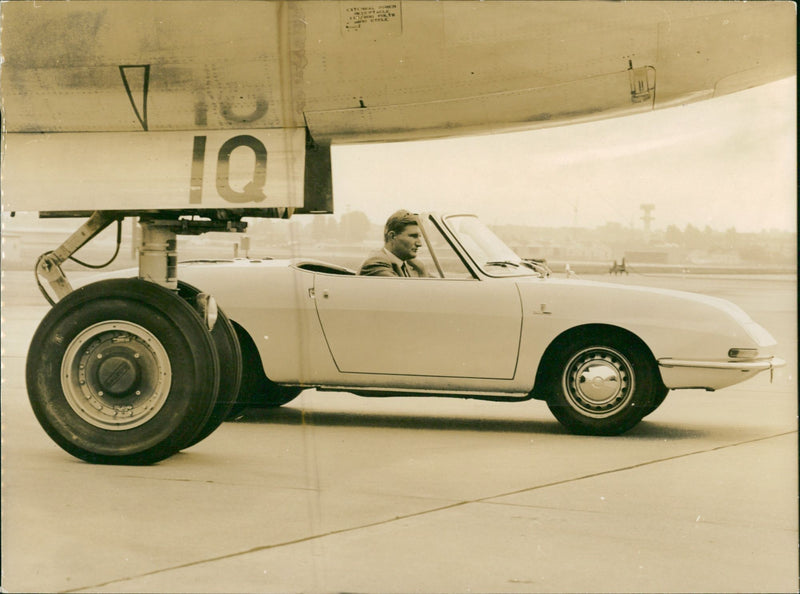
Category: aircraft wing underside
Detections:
[
  {"x1": 2, "y1": 1, "x2": 794, "y2": 137},
  {"x1": 0, "y1": 0, "x2": 795, "y2": 214}
]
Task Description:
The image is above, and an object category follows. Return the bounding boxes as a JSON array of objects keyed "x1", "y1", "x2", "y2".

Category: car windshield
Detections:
[{"x1": 442, "y1": 215, "x2": 539, "y2": 277}]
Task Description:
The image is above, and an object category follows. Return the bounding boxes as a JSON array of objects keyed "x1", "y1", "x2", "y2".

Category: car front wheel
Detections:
[{"x1": 545, "y1": 336, "x2": 657, "y2": 435}]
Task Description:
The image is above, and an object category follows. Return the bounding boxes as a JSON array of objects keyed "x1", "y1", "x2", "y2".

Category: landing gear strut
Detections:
[{"x1": 27, "y1": 212, "x2": 245, "y2": 464}]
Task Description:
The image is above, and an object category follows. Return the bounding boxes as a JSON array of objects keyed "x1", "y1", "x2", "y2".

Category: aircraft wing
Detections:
[{"x1": 1, "y1": 0, "x2": 795, "y2": 214}]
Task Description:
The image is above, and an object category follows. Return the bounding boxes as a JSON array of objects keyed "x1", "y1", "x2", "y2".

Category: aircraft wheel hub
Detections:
[{"x1": 61, "y1": 321, "x2": 172, "y2": 430}]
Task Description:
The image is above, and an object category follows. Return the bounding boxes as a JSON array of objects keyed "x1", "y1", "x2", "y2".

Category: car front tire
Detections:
[{"x1": 545, "y1": 335, "x2": 657, "y2": 435}]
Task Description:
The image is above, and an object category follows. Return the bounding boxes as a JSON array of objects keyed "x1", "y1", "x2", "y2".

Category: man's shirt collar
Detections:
[{"x1": 382, "y1": 247, "x2": 404, "y2": 267}]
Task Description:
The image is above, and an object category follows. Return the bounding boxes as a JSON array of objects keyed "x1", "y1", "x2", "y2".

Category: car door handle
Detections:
[{"x1": 532, "y1": 303, "x2": 551, "y2": 315}]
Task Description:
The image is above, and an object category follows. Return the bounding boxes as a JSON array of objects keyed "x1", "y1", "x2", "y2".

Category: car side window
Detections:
[{"x1": 421, "y1": 217, "x2": 475, "y2": 279}]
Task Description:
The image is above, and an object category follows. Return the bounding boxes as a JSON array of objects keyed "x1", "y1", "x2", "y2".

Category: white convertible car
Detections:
[{"x1": 176, "y1": 212, "x2": 783, "y2": 436}]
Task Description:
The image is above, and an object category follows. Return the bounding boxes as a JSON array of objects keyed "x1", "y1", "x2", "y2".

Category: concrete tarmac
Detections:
[{"x1": 1, "y1": 272, "x2": 797, "y2": 593}]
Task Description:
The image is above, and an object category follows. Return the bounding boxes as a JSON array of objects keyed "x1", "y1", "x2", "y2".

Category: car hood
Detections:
[{"x1": 515, "y1": 276, "x2": 776, "y2": 348}]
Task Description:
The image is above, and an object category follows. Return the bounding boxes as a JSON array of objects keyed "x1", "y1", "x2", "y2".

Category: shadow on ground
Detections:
[{"x1": 228, "y1": 406, "x2": 711, "y2": 440}]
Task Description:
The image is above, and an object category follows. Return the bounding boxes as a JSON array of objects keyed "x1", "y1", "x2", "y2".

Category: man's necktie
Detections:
[{"x1": 400, "y1": 263, "x2": 410, "y2": 277}]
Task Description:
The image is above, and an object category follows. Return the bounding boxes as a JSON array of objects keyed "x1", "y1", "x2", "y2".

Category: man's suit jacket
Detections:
[{"x1": 358, "y1": 250, "x2": 429, "y2": 277}]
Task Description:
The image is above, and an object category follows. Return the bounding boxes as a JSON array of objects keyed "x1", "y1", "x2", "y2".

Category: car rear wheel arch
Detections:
[{"x1": 227, "y1": 320, "x2": 302, "y2": 416}]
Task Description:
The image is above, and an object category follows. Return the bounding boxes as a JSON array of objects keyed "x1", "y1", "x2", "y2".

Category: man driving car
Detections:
[{"x1": 359, "y1": 210, "x2": 429, "y2": 277}]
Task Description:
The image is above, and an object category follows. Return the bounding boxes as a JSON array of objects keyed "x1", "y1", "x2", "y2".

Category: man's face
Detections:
[{"x1": 387, "y1": 224, "x2": 422, "y2": 261}]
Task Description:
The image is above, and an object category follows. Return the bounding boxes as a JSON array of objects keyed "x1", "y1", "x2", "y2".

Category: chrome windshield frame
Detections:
[{"x1": 440, "y1": 214, "x2": 541, "y2": 279}]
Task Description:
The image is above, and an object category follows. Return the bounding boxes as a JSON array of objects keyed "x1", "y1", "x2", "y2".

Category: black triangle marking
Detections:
[{"x1": 119, "y1": 65, "x2": 150, "y2": 131}]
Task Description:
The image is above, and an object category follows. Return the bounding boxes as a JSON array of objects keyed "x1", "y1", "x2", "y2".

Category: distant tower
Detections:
[{"x1": 640, "y1": 203, "x2": 655, "y2": 233}]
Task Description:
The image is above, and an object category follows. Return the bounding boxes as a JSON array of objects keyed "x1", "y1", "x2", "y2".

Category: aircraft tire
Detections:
[
  {"x1": 26, "y1": 278, "x2": 220, "y2": 465},
  {"x1": 545, "y1": 334, "x2": 656, "y2": 436},
  {"x1": 177, "y1": 281, "x2": 242, "y2": 447}
]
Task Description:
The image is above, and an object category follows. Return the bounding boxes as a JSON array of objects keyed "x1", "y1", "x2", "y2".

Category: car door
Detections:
[{"x1": 313, "y1": 275, "x2": 522, "y2": 379}]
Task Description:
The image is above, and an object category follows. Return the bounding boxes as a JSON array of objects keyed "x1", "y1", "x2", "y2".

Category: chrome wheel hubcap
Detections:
[
  {"x1": 61, "y1": 321, "x2": 171, "y2": 430},
  {"x1": 563, "y1": 346, "x2": 634, "y2": 418}
]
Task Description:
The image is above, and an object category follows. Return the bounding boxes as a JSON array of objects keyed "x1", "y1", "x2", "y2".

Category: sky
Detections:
[{"x1": 332, "y1": 77, "x2": 796, "y2": 233}]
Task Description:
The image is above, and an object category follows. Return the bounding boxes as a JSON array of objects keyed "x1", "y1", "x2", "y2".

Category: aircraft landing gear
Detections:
[
  {"x1": 27, "y1": 213, "x2": 247, "y2": 464},
  {"x1": 27, "y1": 278, "x2": 221, "y2": 464},
  {"x1": 177, "y1": 281, "x2": 242, "y2": 448}
]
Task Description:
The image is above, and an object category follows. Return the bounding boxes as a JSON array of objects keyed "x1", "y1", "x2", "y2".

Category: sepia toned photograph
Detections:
[{"x1": 1, "y1": 1, "x2": 796, "y2": 592}]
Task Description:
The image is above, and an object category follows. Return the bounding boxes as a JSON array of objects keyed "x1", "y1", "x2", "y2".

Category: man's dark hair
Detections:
[{"x1": 383, "y1": 210, "x2": 419, "y2": 242}]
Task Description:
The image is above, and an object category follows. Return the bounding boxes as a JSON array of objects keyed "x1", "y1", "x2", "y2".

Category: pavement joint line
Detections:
[
  {"x1": 119, "y1": 474, "x2": 326, "y2": 493},
  {"x1": 114, "y1": 472, "x2": 246, "y2": 484},
  {"x1": 63, "y1": 500, "x2": 473, "y2": 593},
  {"x1": 474, "y1": 429, "x2": 798, "y2": 506},
  {"x1": 62, "y1": 429, "x2": 796, "y2": 593}
]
